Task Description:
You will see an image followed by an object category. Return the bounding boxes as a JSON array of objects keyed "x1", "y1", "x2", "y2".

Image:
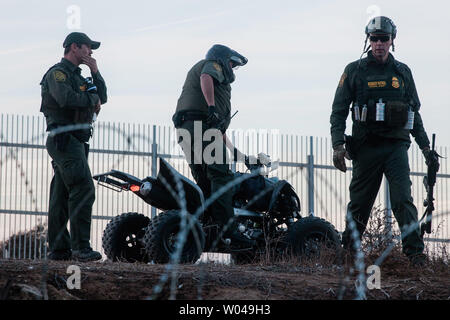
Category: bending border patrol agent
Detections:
[
  {"x1": 40, "y1": 32, "x2": 107, "y2": 261},
  {"x1": 172, "y1": 44, "x2": 256, "y2": 249},
  {"x1": 330, "y1": 16, "x2": 438, "y2": 266}
]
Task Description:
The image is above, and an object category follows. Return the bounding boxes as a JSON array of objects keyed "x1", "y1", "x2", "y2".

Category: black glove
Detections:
[
  {"x1": 333, "y1": 145, "x2": 350, "y2": 173},
  {"x1": 206, "y1": 105, "x2": 221, "y2": 129},
  {"x1": 422, "y1": 147, "x2": 440, "y2": 172}
]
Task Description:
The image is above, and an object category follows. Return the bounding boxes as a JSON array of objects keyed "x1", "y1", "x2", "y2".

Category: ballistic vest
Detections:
[
  {"x1": 40, "y1": 61, "x2": 94, "y2": 128},
  {"x1": 175, "y1": 60, "x2": 232, "y2": 130},
  {"x1": 351, "y1": 55, "x2": 412, "y2": 140}
]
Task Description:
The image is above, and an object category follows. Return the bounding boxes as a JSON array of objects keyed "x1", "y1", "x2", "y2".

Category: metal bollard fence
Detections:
[{"x1": 0, "y1": 114, "x2": 449, "y2": 260}]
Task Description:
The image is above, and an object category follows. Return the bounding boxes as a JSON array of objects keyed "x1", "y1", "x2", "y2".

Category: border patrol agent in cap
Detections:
[
  {"x1": 40, "y1": 32, "x2": 107, "y2": 261},
  {"x1": 329, "y1": 16, "x2": 437, "y2": 266},
  {"x1": 63, "y1": 32, "x2": 101, "y2": 50}
]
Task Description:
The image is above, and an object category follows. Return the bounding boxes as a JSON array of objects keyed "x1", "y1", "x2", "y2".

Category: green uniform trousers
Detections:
[
  {"x1": 177, "y1": 120, "x2": 235, "y2": 228},
  {"x1": 46, "y1": 133, "x2": 95, "y2": 251},
  {"x1": 342, "y1": 138, "x2": 424, "y2": 257}
]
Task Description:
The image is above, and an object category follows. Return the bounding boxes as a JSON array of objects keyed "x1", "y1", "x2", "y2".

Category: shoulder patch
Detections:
[
  {"x1": 53, "y1": 70, "x2": 66, "y2": 82},
  {"x1": 213, "y1": 62, "x2": 222, "y2": 73},
  {"x1": 338, "y1": 72, "x2": 347, "y2": 88}
]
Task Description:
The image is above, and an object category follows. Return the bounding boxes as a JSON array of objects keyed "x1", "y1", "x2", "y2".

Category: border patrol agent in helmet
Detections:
[
  {"x1": 40, "y1": 32, "x2": 107, "y2": 261},
  {"x1": 363, "y1": 16, "x2": 397, "y2": 53},
  {"x1": 172, "y1": 44, "x2": 255, "y2": 249},
  {"x1": 205, "y1": 44, "x2": 248, "y2": 85},
  {"x1": 329, "y1": 16, "x2": 437, "y2": 266}
]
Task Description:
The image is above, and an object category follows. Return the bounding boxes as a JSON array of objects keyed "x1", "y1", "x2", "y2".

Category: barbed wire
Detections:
[
  {"x1": 345, "y1": 209, "x2": 366, "y2": 300},
  {"x1": 149, "y1": 165, "x2": 264, "y2": 299},
  {"x1": 1, "y1": 119, "x2": 449, "y2": 301}
]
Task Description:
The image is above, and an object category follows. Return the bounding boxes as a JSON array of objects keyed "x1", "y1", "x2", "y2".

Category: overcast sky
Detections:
[{"x1": 1, "y1": 0, "x2": 449, "y2": 147}]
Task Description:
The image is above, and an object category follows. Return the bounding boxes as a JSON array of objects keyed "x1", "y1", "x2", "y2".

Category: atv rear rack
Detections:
[{"x1": 93, "y1": 170, "x2": 143, "y2": 193}]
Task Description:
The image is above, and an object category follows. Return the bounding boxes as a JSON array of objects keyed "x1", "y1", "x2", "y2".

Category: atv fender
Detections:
[{"x1": 268, "y1": 180, "x2": 301, "y2": 213}]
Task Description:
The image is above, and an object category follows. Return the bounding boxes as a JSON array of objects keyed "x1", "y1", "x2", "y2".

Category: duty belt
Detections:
[
  {"x1": 172, "y1": 110, "x2": 208, "y2": 128},
  {"x1": 47, "y1": 123, "x2": 92, "y2": 143}
]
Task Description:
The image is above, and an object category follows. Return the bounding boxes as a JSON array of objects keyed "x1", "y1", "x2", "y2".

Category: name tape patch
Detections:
[{"x1": 368, "y1": 81, "x2": 386, "y2": 88}]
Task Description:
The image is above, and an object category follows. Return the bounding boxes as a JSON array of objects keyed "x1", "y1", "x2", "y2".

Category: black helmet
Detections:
[
  {"x1": 361, "y1": 16, "x2": 397, "y2": 56},
  {"x1": 365, "y1": 16, "x2": 397, "y2": 39},
  {"x1": 205, "y1": 44, "x2": 248, "y2": 84}
]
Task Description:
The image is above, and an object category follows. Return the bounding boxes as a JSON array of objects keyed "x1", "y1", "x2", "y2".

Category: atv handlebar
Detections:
[{"x1": 244, "y1": 153, "x2": 279, "y2": 175}]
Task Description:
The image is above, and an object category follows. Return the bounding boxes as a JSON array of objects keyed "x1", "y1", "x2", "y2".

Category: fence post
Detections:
[
  {"x1": 384, "y1": 177, "x2": 392, "y2": 238},
  {"x1": 307, "y1": 136, "x2": 315, "y2": 216},
  {"x1": 231, "y1": 130, "x2": 236, "y2": 173},
  {"x1": 151, "y1": 125, "x2": 157, "y2": 218}
]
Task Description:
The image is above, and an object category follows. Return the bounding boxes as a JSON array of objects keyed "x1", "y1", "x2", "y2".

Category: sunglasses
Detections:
[{"x1": 369, "y1": 35, "x2": 391, "y2": 43}]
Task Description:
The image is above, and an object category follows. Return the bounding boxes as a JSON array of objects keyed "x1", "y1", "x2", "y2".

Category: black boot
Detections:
[
  {"x1": 72, "y1": 247, "x2": 102, "y2": 262},
  {"x1": 48, "y1": 249, "x2": 72, "y2": 261}
]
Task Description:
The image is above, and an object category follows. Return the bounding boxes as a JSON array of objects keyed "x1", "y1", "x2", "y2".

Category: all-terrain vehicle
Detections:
[{"x1": 93, "y1": 155, "x2": 341, "y2": 264}]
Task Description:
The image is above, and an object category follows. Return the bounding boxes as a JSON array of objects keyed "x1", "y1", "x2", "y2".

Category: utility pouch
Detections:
[{"x1": 385, "y1": 101, "x2": 408, "y2": 127}]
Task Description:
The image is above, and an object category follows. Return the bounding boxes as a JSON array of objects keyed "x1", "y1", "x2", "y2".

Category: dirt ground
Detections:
[{"x1": 0, "y1": 254, "x2": 449, "y2": 300}]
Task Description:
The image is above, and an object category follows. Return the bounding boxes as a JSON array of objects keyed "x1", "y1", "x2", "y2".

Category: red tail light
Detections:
[{"x1": 130, "y1": 185, "x2": 140, "y2": 192}]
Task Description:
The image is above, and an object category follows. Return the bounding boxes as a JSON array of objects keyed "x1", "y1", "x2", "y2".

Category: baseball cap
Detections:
[{"x1": 63, "y1": 32, "x2": 101, "y2": 50}]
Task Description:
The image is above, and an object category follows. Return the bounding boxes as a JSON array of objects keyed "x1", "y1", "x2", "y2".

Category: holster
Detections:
[
  {"x1": 48, "y1": 124, "x2": 91, "y2": 152},
  {"x1": 344, "y1": 134, "x2": 365, "y2": 160},
  {"x1": 172, "y1": 110, "x2": 207, "y2": 128}
]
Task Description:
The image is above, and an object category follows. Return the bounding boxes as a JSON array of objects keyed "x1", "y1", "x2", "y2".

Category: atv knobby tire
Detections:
[
  {"x1": 285, "y1": 216, "x2": 341, "y2": 258},
  {"x1": 102, "y1": 212, "x2": 150, "y2": 262},
  {"x1": 144, "y1": 210, "x2": 205, "y2": 264}
]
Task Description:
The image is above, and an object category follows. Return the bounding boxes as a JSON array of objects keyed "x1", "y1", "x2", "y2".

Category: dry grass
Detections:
[
  {"x1": 359, "y1": 207, "x2": 448, "y2": 270},
  {"x1": 1, "y1": 208, "x2": 447, "y2": 272},
  {"x1": 241, "y1": 208, "x2": 448, "y2": 274},
  {"x1": 0, "y1": 210, "x2": 448, "y2": 300}
]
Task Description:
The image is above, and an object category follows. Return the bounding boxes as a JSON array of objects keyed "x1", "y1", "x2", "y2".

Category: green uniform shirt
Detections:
[
  {"x1": 176, "y1": 59, "x2": 232, "y2": 131},
  {"x1": 330, "y1": 51, "x2": 429, "y2": 149},
  {"x1": 40, "y1": 58, "x2": 107, "y2": 128}
]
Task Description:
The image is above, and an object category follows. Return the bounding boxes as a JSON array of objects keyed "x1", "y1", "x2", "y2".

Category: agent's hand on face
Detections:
[{"x1": 82, "y1": 55, "x2": 98, "y2": 74}]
